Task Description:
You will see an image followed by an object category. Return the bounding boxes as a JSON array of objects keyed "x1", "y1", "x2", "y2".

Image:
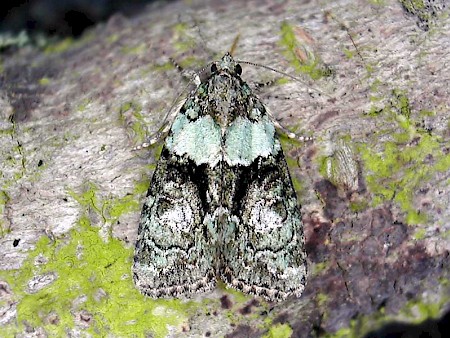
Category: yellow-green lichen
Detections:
[
  {"x1": 0, "y1": 183, "x2": 194, "y2": 337},
  {"x1": 118, "y1": 101, "x2": 148, "y2": 145},
  {"x1": 279, "y1": 21, "x2": 333, "y2": 80},
  {"x1": 1, "y1": 125, "x2": 26, "y2": 185},
  {"x1": 263, "y1": 323, "x2": 293, "y2": 338},
  {"x1": 172, "y1": 22, "x2": 197, "y2": 53},
  {"x1": 120, "y1": 42, "x2": 146, "y2": 55},
  {"x1": 399, "y1": 0, "x2": 434, "y2": 27},
  {"x1": 77, "y1": 98, "x2": 92, "y2": 112},
  {"x1": 286, "y1": 157, "x2": 303, "y2": 193},
  {"x1": 311, "y1": 262, "x2": 329, "y2": 276},
  {"x1": 215, "y1": 279, "x2": 252, "y2": 306},
  {"x1": 369, "y1": 78, "x2": 382, "y2": 94},
  {"x1": 343, "y1": 47, "x2": 356, "y2": 59},
  {"x1": 104, "y1": 182, "x2": 147, "y2": 220},
  {"x1": 349, "y1": 199, "x2": 369, "y2": 213},
  {"x1": 324, "y1": 293, "x2": 448, "y2": 338},
  {"x1": 178, "y1": 55, "x2": 203, "y2": 69},
  {"x1": 106, "y1": 33, "x2": 119, "y2": 44},
  {"x1": 44, "y1": 37, "x2": 74, "y2": 54},
  {"x1": 368, "y1": 0, "x2": 386, "y2": 5},
  {"x1": 316, "y1": 293, "x2": 329, "y2": 308},
  {"x1": 328, "y1": 325, "x2": 355, "y2": 338},
  {"x1": 38, "y1": 77, "x2": 51, "y2": 86},
  {"x1": 324, "y1": 310, "x2": 387, "y2": 338},
  {"x1": 360, "y1": 91, "x2": 450, "y2": 224},
  {"x1": 0, "y1": 190, "x2": 11, "y2": 237},
  {"x1": 152, "y1": 61, "x2": 176, "y2": 72},
  {"x1": 279, "y1": 136, "x2": 305, "y2": 196},
  {"x1": 67, "y1": 181, "x2": 149, "y2": 227},
  {"x1": 0, "y1": 124, "x2": 14, "y2": 136},
  {"x1": 400, "y1": 299, "x2": 442, "y2": 323},
  {"x1": 276, "y1": 77, "x2": 290, "y2": 85},
  {"x1": 413, "y1": 227, "x2": 427, "y2": 240}
]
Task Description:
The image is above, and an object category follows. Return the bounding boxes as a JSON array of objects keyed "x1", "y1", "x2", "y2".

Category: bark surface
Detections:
[{"x1": 0, "y1": 0, "x2": 449, "y2": 337}]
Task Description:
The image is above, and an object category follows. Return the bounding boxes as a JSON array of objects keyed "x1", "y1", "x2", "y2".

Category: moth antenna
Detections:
[
  {"x1": 237, "y1": 59, "x2": 319, "y2": 142},
  {"x1": 324, "y1": 10, "x2": 365, "y2": 63},
  {"x1": 235, "y1": 59, "x2": 331, "y2": 99},
  {"x1": 249, "y1": 79, "x2": 278, "y2": 92},
  {"x1": 169, "y1": 57, "x2": 210, "y2": 85},
  {"x1": 169, "y1": 57, "x2": 184, "y2": 74}
]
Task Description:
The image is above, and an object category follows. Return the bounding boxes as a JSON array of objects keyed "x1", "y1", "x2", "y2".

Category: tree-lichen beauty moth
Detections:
[{"x1": 132, "y1": 53, "x2": 307, "y2": 301}]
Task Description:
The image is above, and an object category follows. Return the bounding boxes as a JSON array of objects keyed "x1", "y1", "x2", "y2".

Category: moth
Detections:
[{"x1": 133, "y1": 53, "x2": 307, "y2": 301}]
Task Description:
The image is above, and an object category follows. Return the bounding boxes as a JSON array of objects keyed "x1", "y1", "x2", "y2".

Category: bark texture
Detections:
[{"x1": 0, "y1": 0, "x2": 449, "y2": 337}]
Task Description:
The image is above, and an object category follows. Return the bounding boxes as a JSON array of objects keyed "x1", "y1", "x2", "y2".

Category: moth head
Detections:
[{"x1": 211, "y1": 53, "x2": 243, "y2": 77}]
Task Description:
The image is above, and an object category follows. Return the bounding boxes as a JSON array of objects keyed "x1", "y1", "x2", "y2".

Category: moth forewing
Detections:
[{"x1": 133, "y1": 53, "x2": 307, "y2": 301}]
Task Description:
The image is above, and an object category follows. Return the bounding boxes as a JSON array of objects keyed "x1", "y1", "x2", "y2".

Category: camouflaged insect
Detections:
[{"x1": 132, "y1": 53, "x2": 307, "y2": 301}]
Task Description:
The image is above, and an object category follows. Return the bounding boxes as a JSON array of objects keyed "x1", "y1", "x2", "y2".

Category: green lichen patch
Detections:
[
  {"x1": 0, "y1": 183, "x2": 195, "y2": 337},
  {"x1": 120, "y1": 42, "x2": 146, "y2": 55},
  {"x1": 172, "y1": 22, "x2": 197, "y2": 54},
  {"x1": 316, "y1": 293, "x2": 329, "y2": 308},
  {"x1": 106, "y1": 33, "x2": 119, "y2": 44},
  {"x1": 263, "y1": 323, "x2": 293, "y2": 338},
  {"x1": 76, "y1": 98, "x2": 92, "y2": 112},
  {"x1": 0, "y1": 124, "x2": 27, "y2": 189},
  {"x1": 413, "y1": 227, "x2": 427, "y2": 240},
  {"x1": 311, "y1": 262, "x2": 329, "y2": 276},
  {"x1": 285, "y1": 158, "x2": 304, "y2": 197},
  {"x1": 328, "y1": 295, "x2": 448, "y2": 338},
  {"x1": 151, "y1": 60, "x2": 176, "y2": 72},
  {"x1": 399, "y1": 0, "x2": 446, "y2": 30},
  {"x1": 38, "y1": 77, "x2": 51, "y2": 86},
  {"x1": 279, "y1": 21, "x2": 333, "y2": 80},
  {"x1": 343, "y1": 47, "x2": 356, "y2": 59},
  {"x1": 118, "y1": 101, "x2": 148, "y2": 145},
  {"x1": 279, "y1": 136, "x2": 306, "y2": 196},
  {"x1": 360, "y1": 91, "x2": 450, "y2": 224},
  {"x1": 349, "y1": 199, "x2": 369, "y2": 213},
  {"x1": 368, "y1": 0, "x2": 386, "y2": 5},
  {"x1": 400, "y1": 298, "x2": 443, "y2": 323},
  {"x1": 0, "y1": 190, "x2": 11, "y2": 237},
  {"x1": 44, "y1": 37, "x2": 74, "y2": 54},
  {"x1": 219, "y1": 281, "x2": 252, "y2": 305}
]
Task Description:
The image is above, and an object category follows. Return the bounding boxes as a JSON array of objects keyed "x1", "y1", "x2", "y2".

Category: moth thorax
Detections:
[{"x1": 210, "y1": 75, "x2": 237, "y2": 128}]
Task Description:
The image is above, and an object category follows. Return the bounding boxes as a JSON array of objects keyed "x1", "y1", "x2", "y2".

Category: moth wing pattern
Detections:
[
  {"x1": 133, "y1": 52, "x2": 307, "y2": 301},
  {"x1": 219, "y1": 101, "x2": 307, "y2": 301},
  {"x1": 132, "y1": 145, "x2": 216, "y2": 297}
]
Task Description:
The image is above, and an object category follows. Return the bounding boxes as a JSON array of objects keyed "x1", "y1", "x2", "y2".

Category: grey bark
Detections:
[{"x1": 0, "y1": 0, "x2": 449, "y2": 337}]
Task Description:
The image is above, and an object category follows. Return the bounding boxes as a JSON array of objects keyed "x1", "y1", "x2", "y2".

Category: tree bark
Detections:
[{"x1": 0, "y1": 0, "x2": 449, "y2": 337}]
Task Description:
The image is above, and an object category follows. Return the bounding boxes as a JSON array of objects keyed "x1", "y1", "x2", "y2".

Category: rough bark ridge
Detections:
[{"x1": 0, "y1": 0, "x2": 449, "y2": 337}]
